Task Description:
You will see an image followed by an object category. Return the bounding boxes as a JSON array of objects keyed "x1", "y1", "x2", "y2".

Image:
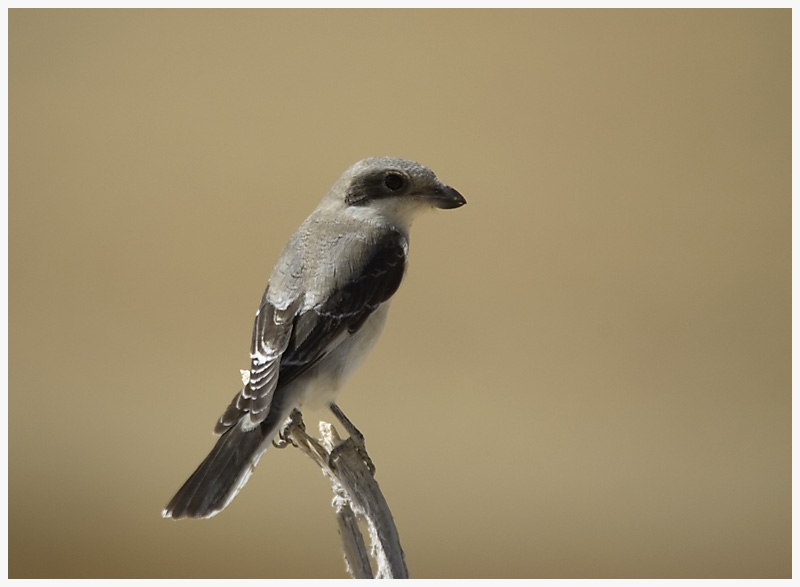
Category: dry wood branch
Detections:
[{"x1": 279, "y1": 410, "x2": 409, "y2": 579}]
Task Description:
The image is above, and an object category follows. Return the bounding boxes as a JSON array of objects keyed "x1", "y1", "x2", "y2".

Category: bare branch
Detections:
[{"x1": 281, "y1": 411, "x2": 409, "y2": 579}]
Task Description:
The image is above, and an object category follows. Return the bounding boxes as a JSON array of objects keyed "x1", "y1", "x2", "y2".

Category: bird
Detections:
[{"x1": 162, "y1": 157, "x2": 466, "y2": 519}]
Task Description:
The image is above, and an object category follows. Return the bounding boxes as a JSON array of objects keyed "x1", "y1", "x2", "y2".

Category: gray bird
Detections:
[{"x1": 163, "y1": 157, "x2": 466, "y2": 519}]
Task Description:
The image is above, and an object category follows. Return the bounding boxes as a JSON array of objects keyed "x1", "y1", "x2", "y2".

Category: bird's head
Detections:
[{"x1": 326, "y1": 157, "x2": 466, "y2": 231}]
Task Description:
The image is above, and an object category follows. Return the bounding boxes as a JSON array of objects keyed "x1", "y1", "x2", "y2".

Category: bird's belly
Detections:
[{"x1": 296, "y1": 303, "x2": 391, "y2": 411}]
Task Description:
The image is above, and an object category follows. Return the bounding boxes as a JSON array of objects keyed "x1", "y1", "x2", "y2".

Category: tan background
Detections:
[{"x1": 9, "y1": 9, "x2": 790, "y2": 579}]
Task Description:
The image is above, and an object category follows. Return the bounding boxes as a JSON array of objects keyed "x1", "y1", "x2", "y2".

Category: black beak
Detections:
[{"x1": 427, "y1": 184, "x2": 467, "y2": 210}]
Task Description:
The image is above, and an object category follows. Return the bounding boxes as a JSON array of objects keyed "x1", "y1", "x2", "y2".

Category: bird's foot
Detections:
[
  {"x1": 273, "y1": 408, "x2": 305, "y2": 449},
  {"x1": 329, "y1": 403, "x2": 376, "y2": 475}
]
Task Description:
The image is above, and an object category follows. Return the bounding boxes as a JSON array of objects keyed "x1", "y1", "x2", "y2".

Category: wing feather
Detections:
[{"x1": 214, "y1": 230, "x2": 406, "y2": 435}]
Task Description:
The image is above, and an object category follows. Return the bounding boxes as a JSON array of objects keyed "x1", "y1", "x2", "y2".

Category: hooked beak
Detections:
[{"x1": 425, "y1": 184, "x2": 467, "y2": 210}]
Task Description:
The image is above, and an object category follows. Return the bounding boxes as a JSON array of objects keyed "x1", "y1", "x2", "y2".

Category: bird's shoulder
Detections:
[{"x1": 267, "y1": 213, "x2": 407, "y2": 310}]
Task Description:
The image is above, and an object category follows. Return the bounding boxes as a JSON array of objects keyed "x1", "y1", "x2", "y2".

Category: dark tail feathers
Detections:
[{"x1": 162, "y1": 421, "x2": 271, "y2": 519}]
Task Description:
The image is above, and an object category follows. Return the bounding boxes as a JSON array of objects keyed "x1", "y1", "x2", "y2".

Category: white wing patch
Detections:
[{"x1": 214, "y1": 294, "x2": 302, "y2": 434}]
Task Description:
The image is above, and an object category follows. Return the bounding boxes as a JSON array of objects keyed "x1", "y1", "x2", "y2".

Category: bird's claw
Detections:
[
  {"x1": 328, "y1": 434, "x2": 376, "y2": 476},
  {"x1": 327, "y1": 403, "x2": 376, "y2": 474},
  {"x1": 273, "y1": 409, "x2": 305, "y2": 449}
]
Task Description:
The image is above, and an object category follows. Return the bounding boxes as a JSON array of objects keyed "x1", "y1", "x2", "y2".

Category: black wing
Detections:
[
  {"x1": 280, "y1": 233, "x2": 407, "y2": 382},
  {"x1": 214, "y1": 231, "x2": 407, "y2": 434}
]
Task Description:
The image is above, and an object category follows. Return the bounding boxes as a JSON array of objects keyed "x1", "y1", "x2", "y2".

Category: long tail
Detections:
[{"x1": 162, "y1": 420, "x2": 274, "y2": 519}]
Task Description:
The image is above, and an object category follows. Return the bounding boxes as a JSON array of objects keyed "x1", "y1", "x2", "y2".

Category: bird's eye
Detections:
[{"x1": 383, "y1": 173, "x2": 405, "y2": 191}]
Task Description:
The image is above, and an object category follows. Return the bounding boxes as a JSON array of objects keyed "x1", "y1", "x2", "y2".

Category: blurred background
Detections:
[{"x1": 9, "y1": 9, "x2": 790, "y2": 578}]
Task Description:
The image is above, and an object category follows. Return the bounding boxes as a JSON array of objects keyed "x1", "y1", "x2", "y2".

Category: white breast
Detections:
[{"x1": 295, "y1": 302, "x2": 391, "y2": 411}]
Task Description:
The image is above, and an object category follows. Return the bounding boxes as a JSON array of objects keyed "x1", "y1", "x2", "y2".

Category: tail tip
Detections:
[{"x1": 162, "y1": 502, "x2": 223, "y2": 520}]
